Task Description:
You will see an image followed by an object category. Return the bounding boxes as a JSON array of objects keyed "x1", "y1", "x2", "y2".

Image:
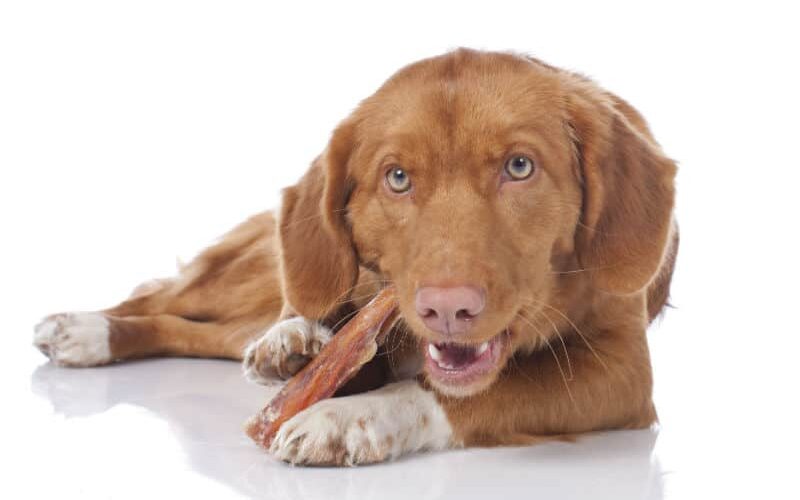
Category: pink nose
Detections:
[{"x1": 415, "y1": 286, "x2": 486, "y2": 335}]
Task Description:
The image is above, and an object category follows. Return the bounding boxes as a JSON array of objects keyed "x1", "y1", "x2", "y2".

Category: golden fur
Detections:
[{"x1": 38, "y1": 49, "x2": 677, "y2": 450}]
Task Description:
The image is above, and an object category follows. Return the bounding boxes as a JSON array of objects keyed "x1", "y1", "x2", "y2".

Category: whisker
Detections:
[
  {"x1": 332, "y1": 288, "x2": 387, "y2": 308},
  {"x1": 381, "y1": 321, "x2": 408, "y2": 373},
  {"x1": 525, "y1": 300, "x2": 609, "y2": 372},
  {"x1": 513, "y1": 317, "x2": 575, "y2": 405},
  {"x1": 505, "y1": 328, "x2": 540, "y2": 386},
  {"x1": 511, "y1": 310, "x2": 546, "y2": 351},
  {"x1": 381, "y1": 322, "x2": 406, "y2": 357},
  {"x1": 328, "y1": 306, "x2": 363, "y2": 333},
  {"x1": 532, "y1": 309, "x2": 573, "y2": 381},
  {"x1": 542, "y1": 335, "x2": 576, "y2": 405},
  {"x1": 327, "y1": 277, "x2": 393, "y2": 309},
  {"x1": 548, "y1": 262, "x2": 624, "y2": 275}
]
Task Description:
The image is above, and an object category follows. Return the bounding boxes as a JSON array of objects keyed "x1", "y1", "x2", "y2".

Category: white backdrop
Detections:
[{"x1": 1, "y1": 1, "x2": 798, "y2": 499}]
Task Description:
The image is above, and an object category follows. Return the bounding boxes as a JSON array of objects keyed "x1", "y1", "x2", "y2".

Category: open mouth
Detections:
[{"x1": 424, "y1": 332, "x2": 507, "y2": 386}]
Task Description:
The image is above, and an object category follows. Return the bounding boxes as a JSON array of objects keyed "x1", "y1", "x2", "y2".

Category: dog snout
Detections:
[{"x1": 414, "y1": 285, "x2": 486, "y2": 335}]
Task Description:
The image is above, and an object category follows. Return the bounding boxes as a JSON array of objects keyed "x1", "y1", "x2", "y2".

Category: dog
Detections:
[{"x1": 34, "y1": 49, "x2": 678, "y2": 466}]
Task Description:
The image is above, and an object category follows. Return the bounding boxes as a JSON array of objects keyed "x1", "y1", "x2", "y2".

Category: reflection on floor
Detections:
[{"x1": 30, "y1": 358, "x2": 663, "y2": 500}]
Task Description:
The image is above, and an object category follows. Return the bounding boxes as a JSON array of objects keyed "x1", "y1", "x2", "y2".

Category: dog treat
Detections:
[{"x1": 245, "y1": 287, "x2": 398, "y2": 448}]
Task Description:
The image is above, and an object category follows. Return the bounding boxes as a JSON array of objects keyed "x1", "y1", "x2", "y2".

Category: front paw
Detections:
[
  {"x1": 242, "y1": 317, "x2": 331, "y2": 384},
  {"x1": 269, "y1": 398, "x2": 395, "y2": 466},
  {"x1": 267, "y1": 381, "x2": 453, "y2": 466},
  {"x1": 33, "y1": 312, "x2": 112, "y2": 367}
]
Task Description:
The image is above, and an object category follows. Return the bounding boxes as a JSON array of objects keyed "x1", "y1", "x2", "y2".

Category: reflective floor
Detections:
[
  {"x1": 7, "y1": 308, "x2": 796, "y2": 500},
  {"x1": 19, "y1": 356, "x2": 664, "y2": 500}
]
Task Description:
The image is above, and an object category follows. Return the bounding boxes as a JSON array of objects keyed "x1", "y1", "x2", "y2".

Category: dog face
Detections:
[{"x1": 278, "y1": 50, "x2": 675, "y2": 397}]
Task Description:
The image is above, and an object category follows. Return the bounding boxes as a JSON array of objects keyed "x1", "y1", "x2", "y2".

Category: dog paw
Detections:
[
  {"x1": 242, "y1": 317, "x2": 332, "y2": 384},
  {"x1": 33, "y1": 312, "x2": 112, "y2": 367},
  {"x1": 268, "y1": 381, "x2": 453, "y2": 466},
  {"x1": 269, "y1": 395, "x2": 395, "y2": 466}
]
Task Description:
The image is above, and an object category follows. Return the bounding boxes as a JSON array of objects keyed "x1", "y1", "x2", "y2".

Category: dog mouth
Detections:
[{"x1": 424, "y1": 332, "x2": 508, "y2": 386}]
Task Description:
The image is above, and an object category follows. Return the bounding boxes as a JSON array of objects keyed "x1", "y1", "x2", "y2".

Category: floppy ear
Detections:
[
  {"x1": 278, "y1": 121, "x2": 359, "y2": 318},
  {"x1": 569, "y1": 86, "x2": 677, "y2": 295}
]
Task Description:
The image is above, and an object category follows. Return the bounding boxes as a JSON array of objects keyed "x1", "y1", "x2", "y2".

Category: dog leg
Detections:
[
  {"x1": 34, "y1": 211, "x2": 285, "y2": 366},
  {"x1": 35, "y1": 313, "x2": 262, "y2": 366}
]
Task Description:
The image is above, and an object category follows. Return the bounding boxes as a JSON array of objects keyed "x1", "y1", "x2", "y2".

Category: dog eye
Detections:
[
  {"x1": 504, "y1": 156, "x2": 535, "y2": 180},
  {"x1": 386, "y1": 167, "x2": 411, "y2": 193}
]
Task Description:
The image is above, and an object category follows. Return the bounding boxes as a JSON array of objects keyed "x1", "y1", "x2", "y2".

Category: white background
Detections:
[{"x1": 1, "y1": 1, "x2": 799, "y2": 499}]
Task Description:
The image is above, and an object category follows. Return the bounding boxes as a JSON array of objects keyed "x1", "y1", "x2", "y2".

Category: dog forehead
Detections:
[
  {"x1": 371, "y1": 64, "x2": 558, "y2": 127},
  {"x1": 355, "y1": 54, "x2": 565, "y2": 158}
]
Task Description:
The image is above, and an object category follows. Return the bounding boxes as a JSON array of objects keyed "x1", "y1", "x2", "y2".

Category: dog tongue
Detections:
[{"x1": 436, "y1": 343, "x2": 479, "y2": 368}]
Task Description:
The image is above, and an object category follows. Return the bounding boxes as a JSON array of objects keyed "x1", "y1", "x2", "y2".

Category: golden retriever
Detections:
[{"x1": 34, "y1": 49, "x2": 678, "y2": 466}]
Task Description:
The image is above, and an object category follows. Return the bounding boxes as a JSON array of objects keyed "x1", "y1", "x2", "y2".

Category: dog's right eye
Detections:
[{"x1": 385, "y1": 167, "x2": 412, "y2": 193}]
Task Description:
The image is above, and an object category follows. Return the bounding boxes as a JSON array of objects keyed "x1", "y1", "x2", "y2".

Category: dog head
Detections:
[{"x1": 278, "y1": 49, "x2": 676, "y2": 397}]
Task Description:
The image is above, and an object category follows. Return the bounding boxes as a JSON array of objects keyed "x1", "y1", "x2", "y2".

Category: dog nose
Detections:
[{"x1": 415, "y1": 286, "x2": 486, "y2": 335}]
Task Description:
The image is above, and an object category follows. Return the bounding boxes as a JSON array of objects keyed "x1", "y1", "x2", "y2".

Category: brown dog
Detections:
[{"x1": 34, "y1": 49, "x2": 678, "y2": 466}]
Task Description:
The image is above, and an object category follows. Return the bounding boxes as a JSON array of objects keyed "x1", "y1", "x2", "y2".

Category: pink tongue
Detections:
[{"x1": 437, "y1": 343, "x2": 479, "y2": 368}]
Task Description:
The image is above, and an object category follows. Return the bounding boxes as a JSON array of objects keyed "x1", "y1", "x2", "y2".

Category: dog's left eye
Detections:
[
  {"x1": 386, "y1": 167, "x2": 411, "y2": 193},
  {"x1": 504, "y1": 156, "x2": 535, "y2": 180}
]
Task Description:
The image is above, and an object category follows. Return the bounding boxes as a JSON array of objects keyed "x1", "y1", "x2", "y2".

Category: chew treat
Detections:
[{"x1": 245, "y1": 287, "x2": 399, "y2": 448}]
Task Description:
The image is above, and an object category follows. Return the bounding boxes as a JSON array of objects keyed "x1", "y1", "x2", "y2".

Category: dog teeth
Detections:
[
  {"x1": 428, "y1": 344, "x2": 456, "y2": 369},
  {"x1": 428, "y1": 342, "x2": 490, "y2": 371},
  {"x1": 428, "y1": 343, "x2": 442, "y2": 361}
]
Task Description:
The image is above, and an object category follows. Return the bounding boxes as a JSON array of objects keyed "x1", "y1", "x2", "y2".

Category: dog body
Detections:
[{"x1": 34, "y1": 49, "x2": 678, "y2": 465}]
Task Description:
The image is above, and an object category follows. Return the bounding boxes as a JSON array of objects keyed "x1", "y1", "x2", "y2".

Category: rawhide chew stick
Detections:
[{"x1": 245, "y1": 287, "x2": 398, "y2": 448}]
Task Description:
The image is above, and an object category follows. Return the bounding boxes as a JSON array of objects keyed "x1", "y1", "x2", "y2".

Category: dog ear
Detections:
[
  {"x1": 278, "y1": 121, "x2": 359, "y2": 318},
  {"x1": 568, "y1": 86, "x2": 677, "y2": 295}
]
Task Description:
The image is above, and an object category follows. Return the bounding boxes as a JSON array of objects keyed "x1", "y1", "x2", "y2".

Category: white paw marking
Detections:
[
  {"x1": 242, "y1": 317, "x2": 332, "y2": 384},
  {"x1": 33, "y1": 312, "x2": 112, "y2": 367},
  {"x1": 269, "y1": 380, "x2": 453, "y2": 466}
]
